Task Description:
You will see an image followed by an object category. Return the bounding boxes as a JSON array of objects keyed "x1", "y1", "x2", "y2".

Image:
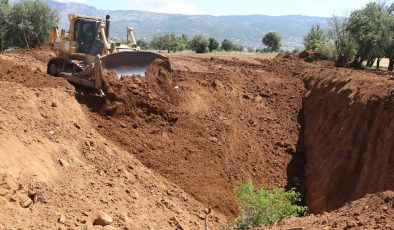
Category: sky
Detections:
[{"x1": 57, "y1": 0, "x2": 372, "y2": 17}]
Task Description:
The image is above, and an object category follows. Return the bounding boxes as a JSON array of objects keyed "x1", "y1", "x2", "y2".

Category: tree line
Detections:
[
  {"x1": 0, "y1": 0, "x2": 59, "y2": 51},
  {"x1": 137, "y1": 34, "x2": 246, "y2": 53},
  {"x1": 303, "y1": 1, "x2": 394, "y2": 70}
]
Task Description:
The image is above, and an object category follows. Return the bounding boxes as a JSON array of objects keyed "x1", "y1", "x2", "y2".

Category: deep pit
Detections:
[{"x1": 0, "y1": 47, "x2": 393, "y2": 229}]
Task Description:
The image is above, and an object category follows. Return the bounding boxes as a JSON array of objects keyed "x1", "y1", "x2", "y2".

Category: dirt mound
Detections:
[
  {"x1": 267, "y1": 191, "x2": 394, "y2": 229},
  {"x1": 101, "y1": 59, "x2": 178, "y2": 123},
  {"x1": 0, "y1": 50, "x2": 227, "y2": 229},
  {"x1": 274, "y1": 52, "x2": 299, "y2": 61},
  {"x1": 299, "y1": 50, "x2": 322, "y2": 62}
]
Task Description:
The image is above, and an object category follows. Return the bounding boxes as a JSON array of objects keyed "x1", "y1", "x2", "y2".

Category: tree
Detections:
[
  {"x1": 150, "y1": 33, "x2": 188, "y2": 53},
  {"x1": 303, "y1": 25, "x2": 329, "y2": 51},
  {"x1": 176, "y1": 34, "x2": 188, "y2": 51},
  {"x1": 262, "y1": 32, "x2": 282, "y2": 52},
  {"x1": 150, "y1": 33, "x2": 178, "y2": 53},
  {"x1": 6, "y1": 0, "x2": 59, "y2": 48},
  {"x1": 346, "y1": 2, "x2": 393, "y2": 68},
  {"x1": 0, "y1": 0, "x2": 10, "y2": 51},
  {"x1": 189, "y1": 34, "x2": 209, "y2": 53},
  {"x1": 208, "y1": 37, "x2": 219, "y2": 52},
  {"x1": 136, "y1": 39, "x2": 149, "y2": 50},
  {"x1": 221, "y1": 39, "x2": 235, "y2": 51},
  {"x1": 328, "y1": 15, "x2": 356, "y2": 66}
]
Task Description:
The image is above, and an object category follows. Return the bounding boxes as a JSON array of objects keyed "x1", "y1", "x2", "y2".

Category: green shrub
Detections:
[
  {"x1": 234, "y1": 181, "x2": 307, "y2": 230},
  {"x1": 316, "y1": 42, "x2": 337, "y2": 61}
]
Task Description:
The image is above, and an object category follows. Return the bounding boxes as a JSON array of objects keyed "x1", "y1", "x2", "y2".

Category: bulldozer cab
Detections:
[{"x1": 74, "y1": 19, "x2": 104, "y2": 55}]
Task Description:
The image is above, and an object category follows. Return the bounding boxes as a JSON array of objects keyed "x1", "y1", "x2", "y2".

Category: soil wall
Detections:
[{"x1": 303, "y1": 69, "x2": 394, "y2": 213}]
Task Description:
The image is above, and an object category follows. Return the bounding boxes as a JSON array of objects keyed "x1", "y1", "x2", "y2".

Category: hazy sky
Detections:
[{"x1": 57, "y1": 0, "x2": 372, "y2": 16}]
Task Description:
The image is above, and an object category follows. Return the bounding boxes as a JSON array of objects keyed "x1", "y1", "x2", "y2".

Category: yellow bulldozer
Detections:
[{"x1": 47, "y1": 14, "x2": 167, "y2": 93}]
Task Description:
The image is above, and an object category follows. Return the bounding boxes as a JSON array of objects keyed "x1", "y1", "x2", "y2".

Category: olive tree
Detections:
[
  {"x1": 346, "y1": 2, "x2": 392, "y2": 68},
  {"x1": 208, "y1": 37, "x2": 219, "y2": 52},
  {"x1": 262, "y1": 32, "x2": 282, "y2": 52},
  {"x1": 0, "y1": 0, "x2": 10, "y2": 51},
  {"x1": 6, "y1": 0, "x2": 59, "y2": 48},
  {"x1": 221, "y1": 39, "x2": 235, "y2": 51},
  {"x1": 189, "y1": 34, "x2": 209, "y2": 53},
  {"x1": 328, "y1": 15, "x2": 356, "y2": 66}
]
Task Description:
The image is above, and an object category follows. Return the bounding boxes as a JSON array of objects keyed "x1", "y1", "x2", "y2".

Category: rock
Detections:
[
  {"x1": 286, "y1": 228, "x2": 305, "y2": 230},
  {"x1": 58, "y1": 159, "x2": 69, "y2": 167},
  {"x1": 74, "y1": 123, "x2": 81, "y2": 129},
  {"x1": 82, "y1": 211, "x2": 89, "y2": 216},
  {"x1": 51, "y1": 102, "x2": 58, "y2": 107},
  {"x1": 20, "y1": 197, "x2": 33, "y2": 208},
  {"x1": 209, "y1": 137, "x2": 219, "y2": 143},
  {"x1": 322, "y1": 227, "x2": 330, "y2": 230},
  {"x1": 345, "y1": 220, "x2": 357, "y2": 229},
  {"x1": 58, "y1": 214, "x2": 66, "y2": 224},
  {"x1": 383, "y1": 206, "x2": 388, "y2": 211},
  {"x1": 93, "y1": 212, "x2": 113, "y2": 226},
  {"x1": 254, "y1": 95, "x2": 263, "y2": 103},
  {"x1": 103, "y1": 226, "x2": 115, "y2": 230},
  {"x1": 120, "y1": 123, "x2": 127, "y2": 128}
]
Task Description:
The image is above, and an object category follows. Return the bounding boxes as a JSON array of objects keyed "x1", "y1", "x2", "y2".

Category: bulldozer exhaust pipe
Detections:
[{"x1": 105, "y1": 15, "x2": 110, "y2": 39}]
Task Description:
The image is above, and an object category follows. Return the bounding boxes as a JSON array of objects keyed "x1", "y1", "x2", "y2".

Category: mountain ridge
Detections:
[{"x1": 45, "y1": 0, "x2": 329, "y2": 49}]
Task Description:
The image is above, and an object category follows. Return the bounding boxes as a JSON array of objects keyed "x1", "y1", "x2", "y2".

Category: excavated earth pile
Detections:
[{"x1": 0, "y1": 47, "x2": 393, "y2": 229}]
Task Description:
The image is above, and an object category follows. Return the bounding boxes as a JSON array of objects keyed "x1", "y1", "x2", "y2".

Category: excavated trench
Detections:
[
  {"x1": 0, "y1": 48, "x2": 392, "y2": 227},
  {"x1": 75, "y1": 54, "x2": 394, "y2": 216}
]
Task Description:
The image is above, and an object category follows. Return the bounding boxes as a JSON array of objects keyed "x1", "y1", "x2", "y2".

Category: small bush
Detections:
[
  {"x1": 316, "y1": 42, "x2": 337, "y2": 61},
  {"x1": 234, "y1": 181, "x2": 307, "y2": 230}
]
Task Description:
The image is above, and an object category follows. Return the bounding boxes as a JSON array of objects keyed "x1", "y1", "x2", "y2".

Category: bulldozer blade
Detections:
[{"x1": 100, "y1": 51, "x2": 169, "y2": 78}]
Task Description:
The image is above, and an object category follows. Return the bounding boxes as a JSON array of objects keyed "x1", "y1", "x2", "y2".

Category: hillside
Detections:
[{"x1": 45, "y1": 0, "x2": 329, "y2": 49}]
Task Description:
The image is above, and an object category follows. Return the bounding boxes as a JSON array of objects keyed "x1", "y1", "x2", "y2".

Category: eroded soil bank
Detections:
[{"x1": 302, "y1": 68, "x2": 394, "y2": 214}]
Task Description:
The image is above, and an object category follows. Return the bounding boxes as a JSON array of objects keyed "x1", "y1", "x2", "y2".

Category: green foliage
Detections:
[
  {"x1": 328, "y1": 15, "x2": 357, "y2": 66},
  {"x1": 234, "y1": 181, "x2": 307, "y2": 230},
  {"x1": 262, "y1": 32, "x2": 282, "y2": 52},
  {"x1": 208, "y1": 37, "x2": 219, "y2": 52},
  {"x1": 189, "y1": 34, "x2": 209, "y2": 53},
  {"x1": 303, "y1": 25, "x2": 329, "y2": 51},
  {"x1": 150, "y1": 33, "x2": 189, "y2": 52},
  {"x1": 176, "y1": 33, "x2": 189, "y2": 51},
  {"x1": 136, "y1": 39, "x2": 149, "y2": 50},
  {"x1": 316, "y1": 42, "x2": 337, "y2": 61},
  {"x1": 221, "y1": 39, "x2": 235, "y2": 51},
  {"x1": 5, "y1": 0, "x2": 59, "y2": 49},
  {"x1": 346, "y1": 2, "x2": 393, "y2": 67},
  {"x1": 0, "y1": 0, "x2": 10, "y2": 51}
]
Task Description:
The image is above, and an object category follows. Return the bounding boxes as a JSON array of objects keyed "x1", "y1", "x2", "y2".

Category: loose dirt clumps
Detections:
[
  {"x1": 267, "y1": 191, "x2": 394, "y2": 230},
  {"x1": 100, "y1": 59, "x2": 178, "y2": 123}
]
